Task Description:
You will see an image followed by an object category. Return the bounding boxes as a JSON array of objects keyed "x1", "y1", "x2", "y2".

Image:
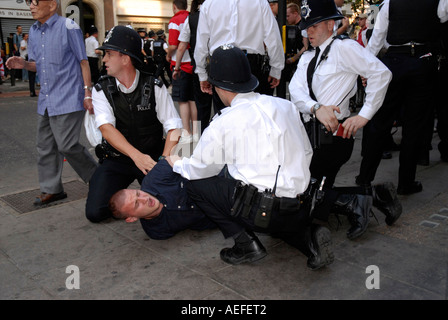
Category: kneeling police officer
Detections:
[
  {"x1": 86, "y1": 25, "x2": 182, "y2": 223},
  {"x1": 168, "y1": 45, "x2": 335, "y2": 270}
]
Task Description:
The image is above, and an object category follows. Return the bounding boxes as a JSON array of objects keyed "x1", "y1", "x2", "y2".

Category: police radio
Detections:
[{"x1": 254, "y1": 165, "x2": 281, "y2": 229}]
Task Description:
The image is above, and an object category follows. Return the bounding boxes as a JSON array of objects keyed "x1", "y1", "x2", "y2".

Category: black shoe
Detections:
[
  {"x1": 397, "y1": 181, "x2": 423, "y2": 195},
  {"x1": 220, "y1": 233, "x2": 267, "y2": 265},
  {"x1": 307, "y1": 225, "x2": 334, "y2": 270},
  {"x1": 373, "y1": 182, "x2": 402, "y2": 225},
  {"x1": 33, "y1": 191, "x2": 67, "y2": 206},
  {"x1": 334, "y1": 193, "x2": 372, "y2": 240},
  {"x1": 347, "y1": 194, "x2": 372, "y2": 240},
  {"x1": 30, "y1": 93, "x2": 37, "y2": 97}
]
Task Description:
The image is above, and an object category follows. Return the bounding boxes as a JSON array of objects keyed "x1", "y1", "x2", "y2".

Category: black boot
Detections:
[
  {"x1": 220, "y1": 230, "x2": 267, "y2": 265},
  {"x1": 372, "y1": 182, "x2": 402, "y2": 225},
  {"x1": 334, "y1": 194, "x2": 373, "y2": 240},
  {"x1": 307, "y1": 225, "x2": 334, "y2": 270}
]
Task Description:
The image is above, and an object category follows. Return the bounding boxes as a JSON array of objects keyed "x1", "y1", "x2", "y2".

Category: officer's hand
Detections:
[
  {"x1": 132, "y1": 152, "x2": 157, "y2": 175},
  {"x1": 268, "y1": 76, "x2": 280, "y2": 88},
  {"x1": 200, "y1": 81, "x2": 213, "y2": 95},
  {"x1": 5, "y1": 56, "x2": 25, "y2": 70},
  {"x1": 361, "y1": 76, "x2": 367, "y2": 87},
  {"x1": 341, "y1": 115, "x2": 368, "y2": 139},
  {"x1": 315, "y1": 105, "x2": 340, "y2": 133}
]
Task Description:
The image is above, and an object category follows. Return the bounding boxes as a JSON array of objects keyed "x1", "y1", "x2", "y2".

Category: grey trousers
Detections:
[{"x1": 36, "y1": 110, "x2": 98, "y2": 194}]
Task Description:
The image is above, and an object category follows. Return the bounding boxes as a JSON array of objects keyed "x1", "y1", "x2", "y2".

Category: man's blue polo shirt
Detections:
[{"x1": 28, "y1": 14, "x2": 87, "y2": 116}]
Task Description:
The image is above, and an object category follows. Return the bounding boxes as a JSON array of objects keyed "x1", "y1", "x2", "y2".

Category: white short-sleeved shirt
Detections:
[{"x1": 173, "y1": 92, "x2": 313, "y2": 198}]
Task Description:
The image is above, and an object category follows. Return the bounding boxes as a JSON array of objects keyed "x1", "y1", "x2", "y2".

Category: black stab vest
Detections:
[
  {"x1": 387, "y1": 0, "x2": 440, "y2": 45},
  {"x1": 97, "y1": 74, "x2": 164, "y2": 161}
]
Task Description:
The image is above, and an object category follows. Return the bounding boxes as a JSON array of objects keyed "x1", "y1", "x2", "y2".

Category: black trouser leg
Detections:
[
  {"x1": 310, "y1": 136, "x2": 355, "y2": 188},
  {"x1": 188, "y1": 175, "x2": 327, "y2": 259},
  {"x1": 359, "y1": 52, "x2": 437, "y2": 186},
  {"x1": 187, "y1": 176, "x2": 245, "y2": 238},
  {"x1": 155, "y1": 62, "x2": 170, "y2": 87},
  {"x1": 437, "y1": 58, "x2": 448, "y2": 159},
  {"x1": 193, "y1": 73, "x2": 213, "y2": 134},
  {"x1": 29, "y1": 71, "x2": 36, "y2": 95}
]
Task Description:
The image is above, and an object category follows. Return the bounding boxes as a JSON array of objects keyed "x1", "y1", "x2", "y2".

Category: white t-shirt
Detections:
[{"x1": 19, "y1": 39, "x2": 27, "y2": 60}]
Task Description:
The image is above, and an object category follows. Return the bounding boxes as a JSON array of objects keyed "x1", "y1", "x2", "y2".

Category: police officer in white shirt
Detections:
[
  {"x1": 194, "y1": 0, "x2": 284, "y2": 97},
  {"x1": 85, "y1": 26, "x2": 182, "y2": 223},
  {"x1": 357, "y1": 0, "x2": 448, "y2": 196},
  {"x1": 289, "y1": 0, "x2": 398, "y2": 240},
  {"x1": 168, "y1": 44, "x2": 335, "y2": 270}
]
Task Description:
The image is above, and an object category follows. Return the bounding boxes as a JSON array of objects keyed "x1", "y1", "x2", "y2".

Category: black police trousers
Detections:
[
  {"x1": 358, "y1": 46, "x2": 438, "y2": 186},
  {"x1": 309, "y1": 135, "x2": 355, "y2": 188},
  {"x1": 186, "y1": 176, "x2": 329, "y2": 257}
]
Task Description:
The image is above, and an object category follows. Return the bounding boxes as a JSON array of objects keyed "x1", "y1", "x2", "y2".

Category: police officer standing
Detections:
[
  {"x1": 194, "y1": 0, "x2": 284, "y2": 97},
  {"x1": 356, "y1": 0, "x2": 448, "y2": 195},
  {"x1": 152, "y1": 30, "x2": 171, "y2": 87},
  {"x1": 289, "y1": 0, "x2": 397, "y2": 240},
  {"x1": 143, "y1": 30, "x2": 157, "y2": 74},
  {"x1": 85, "y1": 26, "x2": 182, "y2": 223}
]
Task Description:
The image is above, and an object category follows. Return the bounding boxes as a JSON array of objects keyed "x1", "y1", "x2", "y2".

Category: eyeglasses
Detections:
[{"x1": 25, "y1": 0, "x2": 53, "y2": 6}]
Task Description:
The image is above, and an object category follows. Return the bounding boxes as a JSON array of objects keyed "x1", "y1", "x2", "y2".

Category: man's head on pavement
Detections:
[{"x1": 109, "y1": 189, "x2": 163, "y2": 222}]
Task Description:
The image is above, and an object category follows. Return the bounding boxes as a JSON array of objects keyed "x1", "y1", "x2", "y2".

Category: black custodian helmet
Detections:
[
  {"x1": 97, "y1": 25, "x2": 144, "y2": 65},
  {"x1": 299, "y1": 0, "x2": 343, "y2": 30},
  {"x1": 208, "y1": 45, "x2": 259, "y2": 93}
]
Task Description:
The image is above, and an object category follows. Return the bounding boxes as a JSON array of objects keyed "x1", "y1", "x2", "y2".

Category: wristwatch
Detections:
[
  {"x1": 312, "y1": 103, "x2": 322, "y2": 115},
  {"x1": 84, "y1": 85, "x2": 93, "y2": 92}
]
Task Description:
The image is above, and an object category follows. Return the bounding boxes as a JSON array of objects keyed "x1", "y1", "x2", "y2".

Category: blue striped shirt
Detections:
[{"x1": 28, "y1": 14, "x2": 87, "y2": 116}]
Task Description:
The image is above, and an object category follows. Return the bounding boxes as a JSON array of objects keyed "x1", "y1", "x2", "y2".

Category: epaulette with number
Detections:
[{"x1": 94, "y1": 75, "x2": 115, "y2": 92}]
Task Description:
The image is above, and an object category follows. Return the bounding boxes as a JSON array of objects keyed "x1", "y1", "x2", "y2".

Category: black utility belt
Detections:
[
  {"x1": 387, "y1": 45, "x2": 431, "y2": 57},
  {"x1": 231, "y1": 182, "x2": 305, "y2": 229},
  {"x1": 242, "y1": 51, "x2": 267, "y2": 64}
]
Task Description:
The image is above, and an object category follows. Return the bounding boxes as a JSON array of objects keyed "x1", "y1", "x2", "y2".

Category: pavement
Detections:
[{"x1": 1, "y1": 79, "x2": 447, "y2": 303}]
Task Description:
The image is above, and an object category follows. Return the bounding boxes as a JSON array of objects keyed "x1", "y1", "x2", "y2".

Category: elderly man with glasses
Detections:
[{"x1": 6, "y1": 0, "x2": 98, "y2": 206}]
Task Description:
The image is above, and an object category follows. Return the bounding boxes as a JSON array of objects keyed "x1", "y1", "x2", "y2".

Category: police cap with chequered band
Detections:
[{"x1": 299, "y1": 0, "x2": 343, "y2": 30}]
